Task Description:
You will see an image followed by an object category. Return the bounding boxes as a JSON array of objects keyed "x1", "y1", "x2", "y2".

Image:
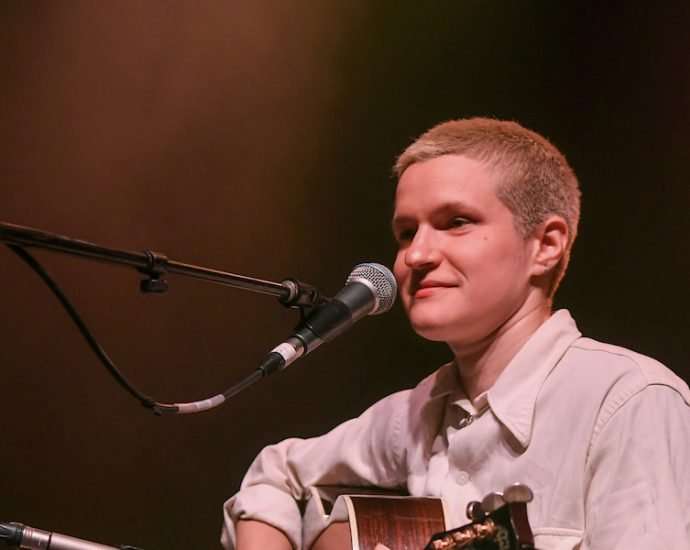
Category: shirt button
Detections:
[
  {"x1": 454, "y1": 470, "x2": 470, "y2": 485},
  {"x1": 457, "y1": 414, "x2": 474, "y2": 429}
]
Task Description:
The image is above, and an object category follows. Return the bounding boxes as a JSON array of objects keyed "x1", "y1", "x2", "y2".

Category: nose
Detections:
[{"x1": 404, "y1": 226, "x2": 442, "y2": 270}]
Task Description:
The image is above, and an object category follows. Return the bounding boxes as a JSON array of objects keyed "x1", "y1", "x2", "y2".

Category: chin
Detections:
[
  {"x1": 407, "y1": 307, "x2": 490, "y2": 347},
  {"x1": 412, "y1": 328, "x2": 450, "y2": 343},
  {"x1": 408, "y1": 315, "x2": 458, "y2": 343}
]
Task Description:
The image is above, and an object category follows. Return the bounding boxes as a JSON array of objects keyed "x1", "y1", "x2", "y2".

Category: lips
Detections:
[{"x1": 412, "y1": 279, "x2": 457, "y2": 298}]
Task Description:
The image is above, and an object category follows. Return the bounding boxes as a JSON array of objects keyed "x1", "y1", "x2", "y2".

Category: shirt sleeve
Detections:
[
  {"x1": 220, "y1": 390, "x2": 411, "y2": 550},
  {"x1": 582, "y1": 384, "x2": 690, "y2": 550}
]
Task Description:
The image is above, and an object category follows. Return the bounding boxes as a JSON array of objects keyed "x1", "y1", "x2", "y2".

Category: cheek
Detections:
[
  {"x1": 392, "y1": 253, "x2": 412, "y2": 309},
  {"x1": 481, "y1": 242, "x2": 533, "y2": 292},
  {"x1": 392, "y1": 251, "x2": 407, "y2": 283}
]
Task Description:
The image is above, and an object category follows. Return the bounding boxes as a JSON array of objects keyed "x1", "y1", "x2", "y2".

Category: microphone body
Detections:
[
  {"x1": 260, "y1": 263, "x2": 396, "y2": 374},
  {"x1": 0, "y1": 522, "x2": 139, "y2": 550}
]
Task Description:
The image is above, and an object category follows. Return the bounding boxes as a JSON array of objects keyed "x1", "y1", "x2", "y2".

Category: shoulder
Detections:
[
  {"x1": 567, "y1": 337, "x2": 690, "y2": 405},
  {"x1": 363, "y1": 362, "x2": 455, "y2": 430},
  {"x1": 561, "y1": 337, "x2": 690, "y2": 448},
  {"x1": 358, "y1": 362, "x2": 455, "y2": 465}
]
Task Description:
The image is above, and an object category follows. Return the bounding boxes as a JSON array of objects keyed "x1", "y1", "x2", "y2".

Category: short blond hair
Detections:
[{"x1": 395, "y1": 117, "x2": 581, "y2": 296}]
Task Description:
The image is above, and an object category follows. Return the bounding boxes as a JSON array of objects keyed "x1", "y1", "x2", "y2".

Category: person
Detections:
[{"x1": 221, "y1": 118, "x2": 690, "y2": 549}]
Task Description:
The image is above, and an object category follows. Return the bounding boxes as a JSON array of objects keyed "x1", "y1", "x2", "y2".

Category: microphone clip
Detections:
[
  {"x1": 279, "y1": 278, "x2": 327, "y2": 310},
  {"x1": 138, "y1": 249, "x2": 169, "y2": 294}
]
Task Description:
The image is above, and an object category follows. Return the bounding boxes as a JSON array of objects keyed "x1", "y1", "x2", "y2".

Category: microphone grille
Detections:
[{"x1": 346, "y1": 262, "x2": 397, "y2": 315}]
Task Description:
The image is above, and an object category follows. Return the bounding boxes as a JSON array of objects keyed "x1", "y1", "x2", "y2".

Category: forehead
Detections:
[{"x1": 393, "y1": 154, "x2": 503, "y2": 217}]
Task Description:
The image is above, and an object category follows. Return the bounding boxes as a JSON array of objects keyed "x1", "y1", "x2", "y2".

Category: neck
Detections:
[{"x1": 450, "y1": 303, "x2": 552, "y2": 400}]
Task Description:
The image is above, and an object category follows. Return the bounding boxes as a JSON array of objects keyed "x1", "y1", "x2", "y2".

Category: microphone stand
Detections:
[
  {"x1": 0, "y1": 220, "x2": 328, "y2": 414},
  {"x1": 0, "y1": 221, "x2": 325, "y2": 308},
  {"x1": 0, "y1": 223, "x2": 335, "y2": 548}
]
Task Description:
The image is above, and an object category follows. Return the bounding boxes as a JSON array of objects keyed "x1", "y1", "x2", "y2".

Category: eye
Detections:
[
  {"x1": 394, "y1": 226, "x2": 416, "y2": 243},
  {"x1": 448, "y1": 216, "x2": 471, "y2": 229}
]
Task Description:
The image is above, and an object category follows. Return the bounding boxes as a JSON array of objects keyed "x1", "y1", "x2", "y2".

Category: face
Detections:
[{"x1": 392, "y1": 155, "x2": 541, "y2": 350}]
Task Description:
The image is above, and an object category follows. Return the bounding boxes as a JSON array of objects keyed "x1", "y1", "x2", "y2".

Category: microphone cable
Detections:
[
  {"x1": 6, "y1": 244, "x2": 293, "y2": 414},
  {"x1": 6, "y1": 244, "x2": 177, "y2": 414},
  {"x1": 5, "y1": 244, "x2": 394, "y2": 415}
]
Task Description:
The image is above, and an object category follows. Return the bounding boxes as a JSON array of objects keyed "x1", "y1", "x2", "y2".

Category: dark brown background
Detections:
[{"x1": 1, "y1": 2, "x2": 688, "y2": 549}]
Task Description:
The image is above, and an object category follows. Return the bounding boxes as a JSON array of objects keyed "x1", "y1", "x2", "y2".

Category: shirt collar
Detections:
[
  {"x1": 414, "y1": 359, "x2": 461, "y2": 421},
  {"x1": 426, "y1": 360, "x2": 460, "y2": 401},
  {"x1": 418, "y1": 310, "x2": 582, "y2": 449},
  {"x1": 486, "y1": 309, "x2": 581, "y2": 448}
]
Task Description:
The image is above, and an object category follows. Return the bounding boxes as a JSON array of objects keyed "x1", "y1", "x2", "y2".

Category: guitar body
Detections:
[
  {"x1": 311, "y1": 494, "x2": 448, "y2": 550},
  {"x1": 309, "y1": 491, "x2": 534, "y2": 550}
]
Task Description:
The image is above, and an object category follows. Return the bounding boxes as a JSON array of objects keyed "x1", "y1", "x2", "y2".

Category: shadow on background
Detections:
[{"x1": 1, "y1": 2, "x2": 688, "y2": 548}]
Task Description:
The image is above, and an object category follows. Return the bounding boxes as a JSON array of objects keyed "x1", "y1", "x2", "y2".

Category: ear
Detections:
[{"x1": 530, "y1": 215, "x2": 568, "y2": 277}]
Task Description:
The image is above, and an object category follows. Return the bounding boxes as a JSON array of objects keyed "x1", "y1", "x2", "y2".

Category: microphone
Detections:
[
  {"x1": 0, "y1": 522, "x2": 142, "y2": 550},
  {"x1": 259, "y1": 262, "x2": 397, "y2": 375}
]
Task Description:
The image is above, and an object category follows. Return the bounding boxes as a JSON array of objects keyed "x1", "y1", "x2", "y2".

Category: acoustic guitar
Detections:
[{"x1": 309, "y1": 484, "x2": 535, "y2": 550}]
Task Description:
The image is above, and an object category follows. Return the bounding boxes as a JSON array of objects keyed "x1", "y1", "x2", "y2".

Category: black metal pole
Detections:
[{"x1": 0, "y1": 221, "x2": 323, "y2": 306}]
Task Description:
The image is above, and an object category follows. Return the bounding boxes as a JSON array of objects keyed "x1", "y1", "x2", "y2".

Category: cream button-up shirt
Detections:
[{"x1": 222, "y1": 311, "x2": 690, "y2": 549}]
